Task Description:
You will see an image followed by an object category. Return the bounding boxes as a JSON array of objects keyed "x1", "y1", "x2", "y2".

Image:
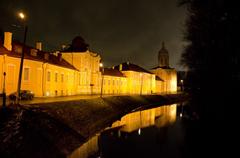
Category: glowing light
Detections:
[
  {"x1": 180, "y1": 113, "x2": 183, "y2": 117},
  {"x1": 46, "y1": 91, "x2": 50, "y2": 96},
  {"x1": 99, "y1": 63, "x2": 103, "y2": 67},
  {"x1": 138, "y1": 128, "x2": 141, "y2": 135},
  {"x1": 18, "y1": 12, "x2": 25, "y2": 19}
]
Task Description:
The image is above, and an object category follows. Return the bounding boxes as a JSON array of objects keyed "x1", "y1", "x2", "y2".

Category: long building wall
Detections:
[
  {"x1": 102, "y1": 75, "x2": 127, "y2": 94},
  {"x1": 121, "y1": 71, "x2": 156, "y2": 95},
  {"x1": 0, "y1": 54, "x2": 79, "y2": 97},
  {"x1": 0, "y1": 53, "x2": 176, "y2": 96}
]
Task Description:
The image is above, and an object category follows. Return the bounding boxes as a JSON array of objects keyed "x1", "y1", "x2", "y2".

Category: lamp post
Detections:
[
  {"x1": 16, "y1": 12, "x2": 28, "y2": 104},
  {"x1": 100, "y1": 62, "x2": 104, "y2": 98},
  {"x1": 180, "y1": 79, "x2": 184, "y2": 92},
  {"x1": 2, "y1": 72, "x2": 6, "y2": 108}
]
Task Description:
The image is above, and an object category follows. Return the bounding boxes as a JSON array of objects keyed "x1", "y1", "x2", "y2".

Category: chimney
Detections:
[
  {"x1": 57, "y1": 53, "x2": 62, "y2": 61},
  {"x1": 44, "y1": 53, "x2": 49, "y2": 60},
  {"x1": 119, "y1": 64, "x2": 122, "y2": 71},
  {"x1": 61, "y1": 44, "x2": 66, "y2": 50},
  {"x1": 4, "y1": 32, "x2": 12, "y2": 51},
  {"x1": 36, "y1": 42, "x2": 42, "y2": 51}
]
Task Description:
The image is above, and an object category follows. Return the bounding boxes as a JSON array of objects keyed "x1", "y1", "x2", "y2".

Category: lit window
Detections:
[
  {"x1": 113, "y1": 80, "x2": 115, "y2": 85},
  {"x1": 66, "y1": 74, "x2": 68, "y2": 82},
  {"x1": 24, "y1": 67, "x2": 30, "y2": 81},
  {"x1": 55, "y1": 72, "x2": 58, "y2": 82},
  {"x1": 47, "y1": 71, "x2": 51, "y2": 81},
  {"x1": 108, "y1": 80, "x2": 110, "y2": 85},
  {"x1": 61, "y1": 74, "x2": 64, "y2": 82}
]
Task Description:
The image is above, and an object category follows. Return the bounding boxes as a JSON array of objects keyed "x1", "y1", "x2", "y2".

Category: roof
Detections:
[
  {"x1": 0, "y1": 44, "x2": 10, "y2": 55},
  {"x1": 156, "y1": 76, "x2": 164, "y2": 81},
  {"x1": 151, "y1": 65, "x2": 174, "y2": 70},
  {"x1": 103, "y1": 68, "x2": 125, "y2": 77},
  {"x1": 0, "y1": 42, "x2": 78, "y2": 71},
  {"x1": 114, "y1": 62, "x2": 153, "y2": 74}
]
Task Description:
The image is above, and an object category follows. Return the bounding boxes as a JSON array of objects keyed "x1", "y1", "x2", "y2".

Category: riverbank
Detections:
[{"x1": 0, "y1": 93, "x2": 188, "y2": 158}]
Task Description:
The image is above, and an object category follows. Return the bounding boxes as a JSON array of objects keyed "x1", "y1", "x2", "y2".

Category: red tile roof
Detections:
[
  {"x1": 114, "y1": 62, "x2": 153, "y2": 74},
  {"x1": 0, "y1": 42, "x2": 78, "y2": 71},
  {"x1": 151, "y1": 66, "x2": 174, "y2": 70},
  {"x1": 156, "y1": 76, "x2": 164, "y2": 81},
  {"x1": 103, "y1": 68, "x2": 125, "y2": 77}
]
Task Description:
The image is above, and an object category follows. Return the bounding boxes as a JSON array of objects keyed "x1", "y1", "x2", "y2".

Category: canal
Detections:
[{"x1": 69, "y1": 103, "x2": 202, "y2": 158}]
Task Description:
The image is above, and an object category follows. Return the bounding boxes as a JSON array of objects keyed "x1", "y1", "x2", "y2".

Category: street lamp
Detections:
[
  {"x1": 180, "y1": 79, "x2": 184, "y2": 91},
  {"x1": 16, "y1": 12, "x2": 28, "y2": 104},
  {"x1": 100, "y1": 62, "x2": 104, "y2": 98}
]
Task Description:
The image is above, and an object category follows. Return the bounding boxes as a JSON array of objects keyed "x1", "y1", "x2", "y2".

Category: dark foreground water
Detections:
[{"x1": 69, "y1": 103, "x2": 203, "y2": 158}]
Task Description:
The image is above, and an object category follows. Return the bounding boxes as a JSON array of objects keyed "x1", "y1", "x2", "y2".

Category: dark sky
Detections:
[{"x1": 0, "y1": 0, "x2": 186, "y2": 70}]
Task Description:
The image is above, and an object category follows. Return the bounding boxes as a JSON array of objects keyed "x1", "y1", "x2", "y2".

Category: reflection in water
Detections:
[
  {"x1": 111, "y1": 104, "x2": 177, "y2": 133},
  {"x1": 69, "y1": 135, "x2": 99, "y2": 158},
  {"x1": 69, "y1": 104, "x2": 177, "y2": 158}
]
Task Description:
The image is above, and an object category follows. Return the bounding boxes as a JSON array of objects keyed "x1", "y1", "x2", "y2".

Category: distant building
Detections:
[
  {"x1": 114, "y1": 62, "x2": 156, "y2": 94},
  {"x1": 102, "y1": 68, "x2": 127, "y2": 94},
  {"x1": 151, "y1": 42, "x2": 177, "y2": 92}
]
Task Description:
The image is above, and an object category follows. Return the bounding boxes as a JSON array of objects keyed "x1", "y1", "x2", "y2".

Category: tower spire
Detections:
[
  {"x1": 162, "y1": 41, "x2": 165, "y2": 49},
  {"x1": 158, "y1": 41, "x2": 169, "y2": 67}
]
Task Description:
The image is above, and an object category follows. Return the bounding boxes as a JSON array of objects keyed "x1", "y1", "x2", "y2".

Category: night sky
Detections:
[{"x1": 0, "y1": 0, "x2": 186, "y2": 70}]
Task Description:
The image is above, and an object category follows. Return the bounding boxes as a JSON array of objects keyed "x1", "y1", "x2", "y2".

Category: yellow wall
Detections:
[
  {"x1": 102, "y1": 75, "x2": 127, "y2": 94},
  {"x1": 121, "y1": 71, "x2": 156, "y2": 94},
  {"x1": 155, "y1": 80, "x2": 164, "y2": 93},
  {"x1": 62, "y1": 50, "x2": 101, "y2": 94},
  {"x1": 151, "y1": 68, "x2": 177, "y2": 93},
  {"x1": 0, "y1": 53, "x2": 80, "y2": 97},
  {"x1": 0, "y1": 55, "x2": 5, "y2": 93}
]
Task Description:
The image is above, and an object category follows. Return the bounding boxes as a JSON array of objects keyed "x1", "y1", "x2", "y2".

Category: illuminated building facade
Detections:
[
  {"x1": 102, "y1": 68, "x2": 127, "y2": 94},
  {"x1": 0, "y1": 32, "x2": 177, "y2": 97},
  {"x1": 0, "y1": 32, "x2": 79, "y2": 97},
  {"x1": 151, "y1": 42, "x2": 177, "y2": 92},
  {"x1": 113, "y1": 62, "x2": 156, "y2": 94}
]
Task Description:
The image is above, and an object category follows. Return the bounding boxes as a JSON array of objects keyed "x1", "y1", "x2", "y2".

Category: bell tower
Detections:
[{"x1": 158, "y1": 42, "x2": 169, "y2": 67}]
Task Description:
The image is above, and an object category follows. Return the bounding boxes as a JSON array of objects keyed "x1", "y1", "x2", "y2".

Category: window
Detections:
[
  {"x1": 7, "y1": 65, "x2": 15, "y2": 83},
  {"x1": 108, "y1": 80, "x2": 110, "y2": 85},
  {"x1": 24, "y1": 67, "x2": 30, "y2": 81},
  {"x1": 113, "y1": 80, "x2": 115, "y2": 85},
  {"x1": 61, "y1": 74, "x2": 64, "y2": 82},
  {"x1": 66, "y1": 74, "x2": 68, "y2": 82},
  {"x1": 47, "y1": 71, "x2": 51, "y2": 81},
  {"x1": 55, "y1": 72, "x2": 58, "y2": 82}
]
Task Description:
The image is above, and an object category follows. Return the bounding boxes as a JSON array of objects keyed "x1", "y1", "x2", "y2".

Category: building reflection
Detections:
[
  {"x1": 111, "y1": 104, "x2": 177, "y2": 132},
  {"x1": 69, "y1": 135, "x2": 99, "y2": 158},
  {"x1": 68, "y1": 104, "x2": 177, "y2": 158}
]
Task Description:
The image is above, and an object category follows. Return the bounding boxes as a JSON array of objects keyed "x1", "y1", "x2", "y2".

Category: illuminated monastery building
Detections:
[{"x1": 0, "y1": 32, "x2": 177, "y2": 97}]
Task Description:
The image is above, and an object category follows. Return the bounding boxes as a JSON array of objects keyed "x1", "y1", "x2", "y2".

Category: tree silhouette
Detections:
[{"x1": 180, "y1": 0, "x2": 240, "y2": 119}]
